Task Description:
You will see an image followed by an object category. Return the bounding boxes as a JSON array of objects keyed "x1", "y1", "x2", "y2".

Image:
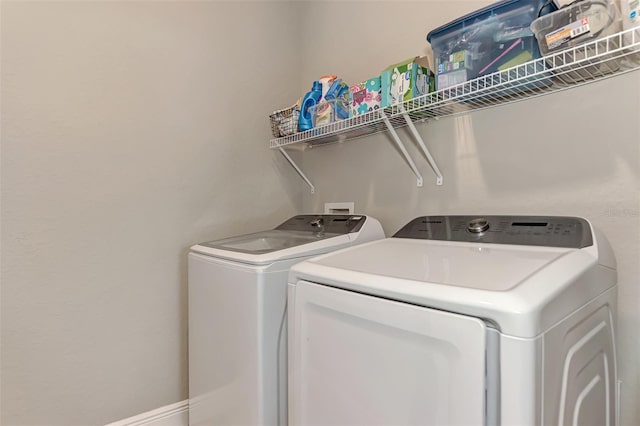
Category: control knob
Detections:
[{"x1": 467, "y1": 218, "x2": 490, "y2": 234}]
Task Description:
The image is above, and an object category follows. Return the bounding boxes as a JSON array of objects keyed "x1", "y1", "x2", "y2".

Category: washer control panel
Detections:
[
  {"x1": 276, "y1": 215, "x2": 366, "y2": 234},
  {"x1": 393, "y1": 215, "x2": 593, "y2": 248}
]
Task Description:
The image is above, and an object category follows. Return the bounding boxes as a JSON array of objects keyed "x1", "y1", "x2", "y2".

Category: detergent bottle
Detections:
[
  {"x1": 319, "y1": 75, "x2": 338, "y2": 99},
  {"x1": 298, "y1": 81, "x2": 322, "y2": 131}
]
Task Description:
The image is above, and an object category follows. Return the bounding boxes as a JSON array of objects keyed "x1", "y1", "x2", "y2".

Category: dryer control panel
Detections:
[{"x1": 393, "y1": 215, "x2": 593, "y2": 248}]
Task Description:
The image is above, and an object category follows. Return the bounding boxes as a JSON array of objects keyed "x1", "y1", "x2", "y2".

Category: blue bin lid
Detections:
[{"x1": 426, "y1": 0, "x2": 555, "y2": 42}]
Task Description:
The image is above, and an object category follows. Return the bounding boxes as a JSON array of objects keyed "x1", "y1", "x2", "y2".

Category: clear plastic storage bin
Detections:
[
  {"x1": 427, "y1": 0, "x2": 557, "y2": 91},
  {"x1": 310, "y1": 100, "x2": 335, "y2": 128},
  {"x1": 530, "y1": 0, "x2": 622, "y2": 83}
]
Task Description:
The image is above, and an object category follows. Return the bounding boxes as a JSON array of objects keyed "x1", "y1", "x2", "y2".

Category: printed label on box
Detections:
[
  {"x1": 451, "y1": 51, "x2": 466, "y2": 63},
  {"x1": 381, "y1": 56, "x2": 433, "y2": 106},
  {"x1": 390, "y1": 66, "x2": 412, "y2": 104},
  {"x1": 313, "y1": 102, "x2": 333, "y2": 127},
  {"x1": 437, "y1": 50, "x2": 471, "y2": 75},
  {"x1": 349, "y1": 77, "x2": 381, "y2": 116},
  {"x1": 545, "y1": 17, "x2": 590, "y2": 50}
]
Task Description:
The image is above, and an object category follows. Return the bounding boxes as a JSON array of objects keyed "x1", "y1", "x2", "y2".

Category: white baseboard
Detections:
[{"x1": 105, "y1": 400, "x2": 188, "y2": 426}]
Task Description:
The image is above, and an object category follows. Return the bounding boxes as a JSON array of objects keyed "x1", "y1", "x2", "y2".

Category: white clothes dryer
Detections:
[
  {"x1": 287, "y1": 215, "x2": 618, "y2": 426},
  {"x1": 188, "y1": 214, "x2": 384, "y2": 426}
]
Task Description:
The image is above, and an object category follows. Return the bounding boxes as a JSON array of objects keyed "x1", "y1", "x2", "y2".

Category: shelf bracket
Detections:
[
  {"x1": 278, "y1": 147, "x2": 315, "y2": 193},
  {"x1": 399, "y1": 105, "x2": 443, "y2": 186},
  {"x1": 380, "y1": 110, "x2": 424, "y2": 187}
]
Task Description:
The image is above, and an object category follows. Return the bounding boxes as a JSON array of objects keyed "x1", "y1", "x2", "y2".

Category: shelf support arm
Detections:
[
  {"x1": 399, "y1": 106, "x2": 443, "y2": 186},
  {"x1": 380, "y1": 110, "x2": 424, "y2": 187},
  {"x1": 278, "y1": 147, "x2": 315, "y2": 194}
]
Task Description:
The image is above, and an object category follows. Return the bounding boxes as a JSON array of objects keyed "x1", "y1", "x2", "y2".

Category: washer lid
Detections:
[
  {"x1": 190, "y1": 215, "x2": 380, "y2": 265},
  {"x1": 199, "y1": 230, "x2": 338, "y2": 254}
]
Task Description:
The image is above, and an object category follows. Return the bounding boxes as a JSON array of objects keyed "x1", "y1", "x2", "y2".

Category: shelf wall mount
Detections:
[
  {"x1": 380, "y1": 110, "x2": 425, "y2": 187},
  {"x1": 398, "y1": 105, "x2": 444, "y2": 186},
  {"x1": 278, "y1": 147, "x2": 315, "y2": 194}
]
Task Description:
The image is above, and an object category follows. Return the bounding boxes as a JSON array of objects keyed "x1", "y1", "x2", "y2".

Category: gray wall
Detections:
[
  {"x1": 297, "y1": 2, "x2": 640, "y2": 425},
  {"x1": 2, "y1": 1, "x2": 638, "y2": 425},
  {"x1": 1, "y1": 1, "x2": 302, "y2": 424}
]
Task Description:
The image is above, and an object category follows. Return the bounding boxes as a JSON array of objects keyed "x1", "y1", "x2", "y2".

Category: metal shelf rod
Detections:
[
  {"x1": 278, "y1": 147, "x2": 315, "y2": 194},
  {"x1": 399, "y1": 105, "x2": 443, "y2": 186},
  {"x1": 380, "y1": 110, "x2": 424, "y2": 187}
]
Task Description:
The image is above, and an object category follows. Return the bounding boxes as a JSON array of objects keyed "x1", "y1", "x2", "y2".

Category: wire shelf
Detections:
[{"x1": 269, "y1": 26, "x2": 640, "y2": 150}]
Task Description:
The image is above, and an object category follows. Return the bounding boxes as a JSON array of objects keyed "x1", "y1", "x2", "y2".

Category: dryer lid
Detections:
[
  {"x1": 304, "y1": 237, "x2": 571, "y2": 291},
  {"x1": 289, "y1": 232, "x2": 615, "y2": 337}
]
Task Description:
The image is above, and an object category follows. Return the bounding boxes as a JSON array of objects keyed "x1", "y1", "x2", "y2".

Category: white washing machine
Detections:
[
  {"x1": 287, "y1": 215, "x2": 618, "y2": 426},
  {"x1": 188, "y1": 214, "x2": 384, "y2": 426}
]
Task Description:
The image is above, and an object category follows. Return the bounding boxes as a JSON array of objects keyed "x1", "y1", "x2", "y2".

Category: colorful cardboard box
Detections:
[
  {"x1": 380, "y1": 56, "x2": 434, "y2": 107},
  {"x1": 349, "y1": 77, "x2": 382, "y2": 117}
]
